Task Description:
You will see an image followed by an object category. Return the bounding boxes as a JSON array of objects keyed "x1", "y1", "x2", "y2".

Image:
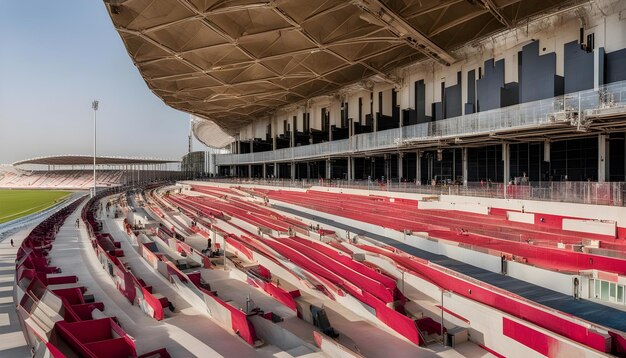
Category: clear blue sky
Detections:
[{"x1": 0, "y1": 1, "x2": 207, "y2": 164}]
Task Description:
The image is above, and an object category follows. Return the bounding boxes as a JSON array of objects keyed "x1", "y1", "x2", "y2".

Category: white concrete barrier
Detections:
[
  {"x1": 417, "y1": 201, "x2": 489, "y2": 215},
  {"x1": 507, "y1": 211, "x2": 535, "y2": 224},
  {"x1": 562, "y1": 219, "x2": 616, "y2": 237}
]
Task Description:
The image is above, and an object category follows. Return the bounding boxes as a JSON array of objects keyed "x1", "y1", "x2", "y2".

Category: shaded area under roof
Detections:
[
  {"x1": 104, "y1": 0, "x2": 580, "y2": 143},
  {"x1": 13, "y1": 155, "x2": 178, "y2": 166}
]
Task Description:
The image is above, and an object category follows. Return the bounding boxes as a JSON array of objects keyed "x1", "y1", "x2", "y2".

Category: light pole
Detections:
[
  {"x1": 440, "y1": 289, "x2": 451, "y2": 346},
  {"x1": 92, "y1": 100, "x2": 99, "y2": 198}
]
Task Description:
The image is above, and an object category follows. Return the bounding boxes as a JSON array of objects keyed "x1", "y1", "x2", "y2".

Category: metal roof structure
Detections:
[
  {"x1": 12, "y1": 155, "x2": 178, "y2": 166},
  {"x1": 191, "y1": 115, "x2": 235, "y2": 148},
  {"x1": 104, "y1": 0, "x2": 580, "y2": 145}
]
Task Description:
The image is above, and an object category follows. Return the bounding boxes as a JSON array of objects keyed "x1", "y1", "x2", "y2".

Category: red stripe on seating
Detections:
[{"x1": 502, "y1": 317, "x2": 559, "y2": 356}]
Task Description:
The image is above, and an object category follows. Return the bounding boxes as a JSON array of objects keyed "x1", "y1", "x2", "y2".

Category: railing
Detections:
[
  {"x1": 215, "y1": 80, "x2": 626, "y2": 166},
  {"x1": 199, "y1": 178, "x2": 626, "y2": 206}
]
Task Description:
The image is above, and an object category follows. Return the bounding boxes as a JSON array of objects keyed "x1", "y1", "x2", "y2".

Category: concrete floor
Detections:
[{"x1": 0, "y1": 225, "x2": 34, "y2": 358}]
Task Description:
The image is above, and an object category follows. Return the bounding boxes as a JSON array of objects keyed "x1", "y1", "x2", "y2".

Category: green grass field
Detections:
[{"x1": 0, "y1": 189, "x2": 72, "y2": 224}]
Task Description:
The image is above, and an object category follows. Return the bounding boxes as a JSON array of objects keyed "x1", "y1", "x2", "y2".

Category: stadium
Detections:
[{"x1": 3, "y1": 0, "x2": 626, "y2": 357}]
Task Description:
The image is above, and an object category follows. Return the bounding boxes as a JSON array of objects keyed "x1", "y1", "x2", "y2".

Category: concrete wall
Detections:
[
  {"x1": 507, "y1": 261, "x2": 576, "y2": 296},
  {"x1": 562, "y1": 219, "x2": 616, "y2": 236},
  {"x1": 507, "y1": 211, "x2": 535, "y2": 224}
]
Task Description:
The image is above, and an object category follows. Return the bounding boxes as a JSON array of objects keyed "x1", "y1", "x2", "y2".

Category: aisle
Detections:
[
  {"x1": 49, "y1": 201, "x2": 268, "y2": 358},
  {"x1": 0, "y1": 225, "x2": 36, "y2": 358}
]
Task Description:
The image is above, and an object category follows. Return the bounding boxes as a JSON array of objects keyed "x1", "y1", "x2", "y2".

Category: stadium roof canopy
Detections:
[
  {"x1": 13, "y1": 155, "x2": 178, "y2": 166},
  {"x1": 105, "y1": 0, "x2": 579, "y2": 146}
]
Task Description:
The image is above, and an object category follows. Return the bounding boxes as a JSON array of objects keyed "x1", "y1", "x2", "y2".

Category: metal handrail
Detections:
[{"x1": 215, "y1": 80, "x2": 626, "y2": 165}]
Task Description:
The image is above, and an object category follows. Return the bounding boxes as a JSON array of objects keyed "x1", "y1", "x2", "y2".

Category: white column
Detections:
[
  {"x1": 462, "y1": 147, "x2": 468, "y2": 186},
  {"x1": 290, "y1": 116, "x2": 295, "y2": 148},
  {"x1": 416, "y1": 151, "x2": 421, "y2": 184},
  {"x1": 598, "y1": 134, "x2": 607, "y2": 182},
  {"x1": 397, "y1": 153, "x2": 404, "y2": 180},
  {"x1": 248, "y1": 164, "x2": 252, "y2": 179},
  {"x1": 273, "y1": 163, "x2": 279, "y2": 178},
  {"x1": 347, "y1": 157, "x2": 352, "y2": 181},
  {"x1": 291, "y1": 162, "x2": 296, "y2": 180},
  {"x1": 594, "y1": 48, "x2": 605, "y2": 90},
  {"x1": 262, "y1": 163, "x2": 267, "y2": 178},
  {"x1": 326, "y1": 160, "x2": 332, "y2": 179},
  {"x1": 502, "y1": 143, "x2": 510, "y2": 184}
]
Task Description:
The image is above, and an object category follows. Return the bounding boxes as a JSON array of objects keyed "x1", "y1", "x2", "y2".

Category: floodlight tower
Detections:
[{"x1": 92, "y1": 100, "x2": 99, "y2": 198}]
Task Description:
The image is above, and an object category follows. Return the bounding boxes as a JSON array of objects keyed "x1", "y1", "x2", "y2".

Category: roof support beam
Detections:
[
  {"x1": 429, "y1": 9, "x2": 490, "y2": 37},
  {"x1": 480, "y1": 0, "x2": 511, "y2": 27},
  {"x1": 351, "y1": 0, "x2": 455, "y2": 66}
]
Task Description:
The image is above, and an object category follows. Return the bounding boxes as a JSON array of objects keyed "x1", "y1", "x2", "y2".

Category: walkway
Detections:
[
  {"x1": 273, "y1": 204, "x2": 626, "y2": 333},
  {"x1": 49, "y1": 201, "x2": 272, "y2": 357},
  {"x1": 0, "y1": 225, "x2": 36, "y2": 358}
]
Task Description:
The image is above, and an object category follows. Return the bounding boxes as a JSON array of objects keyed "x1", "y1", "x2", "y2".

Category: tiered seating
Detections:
[
  {"x1": 81, "y1": 189, "x2": 172, "y2": 321},
  {"x1": 82, "y1": 188, "x2": 262, "y2": 347},
  {"x1": 267, "y1": 189, "x2": 626, "y2": 275},
  {"x1": 14, "y1": 197, "x2": 170, "y2": 357},
  {"x1": 0, "y1": 170, "x2": 125, "y2": 189},
  {"x1": 164, "y1": 191, "x2": 435, "y2": 346},
  {"x1": 186, "y1": 185, "x2": 626, "y2": 354}
]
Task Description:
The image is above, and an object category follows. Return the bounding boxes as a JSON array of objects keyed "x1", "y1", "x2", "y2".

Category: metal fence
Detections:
[
  {"x1": 215, "y1": 79, "x2": 626, "y2": 166},
  {"x1": 201, "y1": 178, "x2": 626, "y2": 206}
]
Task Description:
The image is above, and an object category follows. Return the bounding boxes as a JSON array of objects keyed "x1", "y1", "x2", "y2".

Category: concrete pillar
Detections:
[
  {"x1": 544, "y1": 141, "x2": 551, "y2": 162},
  {"x1": 306, "y1": 162, "x2": 311, "y2": 179},
  {"x1": 397, "y1": 153, "x2": 404, "y2": 180},
  {"x1": 326, "y1": 160, "x2": 332, "y2": 179},
  {"x1": 291, "y1": 162, "x2": 296, "y2": 180},
  {"x1": 290, "y1": 117, "x2": 295, "y2": 148},
  {"x1": 273, "y1": 163, "x2": 278, "y2": 178},
  {"x1": 502, "y1": 143, "x2": 510, "y2": 184},
  {"x1": 462, "y1": 147, "x2": 468, "y2": 186},
  {"x1": 349, "y1": 118, "x2": 354, "y2": 138},
  {"x1": 262, "y1": 163, "x2": 267, "y2": 179},
  {"x1": 594, "y1": 48, "x2": 605, "y2": 90},
  {"x1": 416, "y1": 151, "x2": 422, "y2": 184},
  {"x1": 347, "y1": 157, "x2": 353, "y2": 181},
  {"x1": 248, "y1": 164, "x2": 252, "y2": 179},
  {"x1": 598, "y1": 134, "x2": 607, "y2": 182}
]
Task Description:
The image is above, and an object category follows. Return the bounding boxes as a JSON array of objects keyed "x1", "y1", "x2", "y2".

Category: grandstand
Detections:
[
  {"x1": 0, "y1": 170, "x2": 124, "y2": 189},
  {"x1": 1, "y1": 155, "x2": 183, "y2": 189},
  {"x1": 6, "y1": 0, "x2": 626, "y2": 358}
]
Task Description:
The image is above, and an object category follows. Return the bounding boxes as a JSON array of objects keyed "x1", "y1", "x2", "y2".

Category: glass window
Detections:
[
  {"x1": 610, "y1": 283, "x2": 617, "y2": 301},
  {"x1": 618, "y1": 285, "x2": 624, "y2": 304},
  {"x1": 601, "y1": 281, "x2": 610, "y2": 301},
  {"x1": 594, "y1": 279, "x2": 600, "y2": 298}
]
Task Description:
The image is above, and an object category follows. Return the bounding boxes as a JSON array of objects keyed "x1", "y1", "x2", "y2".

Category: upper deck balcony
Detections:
[{"x1": 215, "y1": 80, "x2": 626, "y2": 166}]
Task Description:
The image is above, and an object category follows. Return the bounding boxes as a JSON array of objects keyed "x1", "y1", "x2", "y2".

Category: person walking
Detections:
[
  {"x1": 75, "y1": 218, "x2": 80, "y2": 228},
  {"x1": 10, "y1": 239, "x2": 14, "y2": 247}
]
